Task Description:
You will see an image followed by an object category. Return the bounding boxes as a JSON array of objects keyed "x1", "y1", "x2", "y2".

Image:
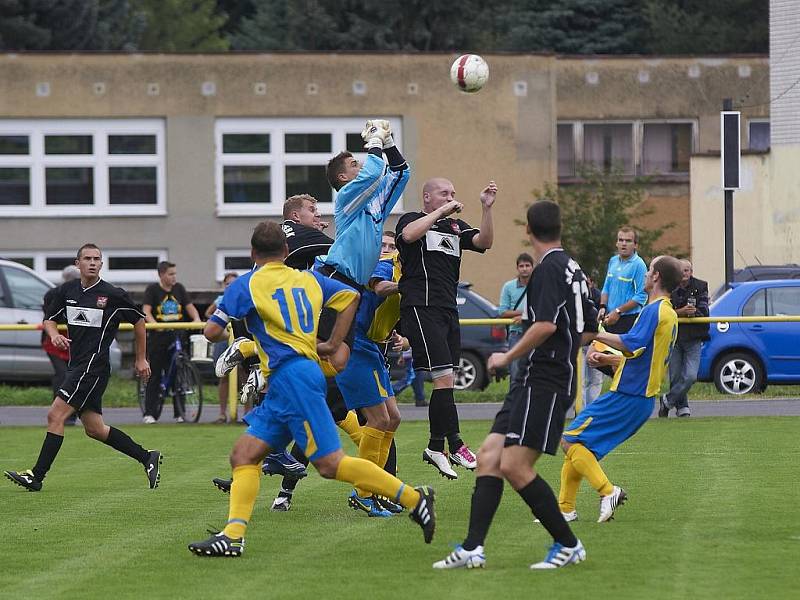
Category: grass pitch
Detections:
[{"x1": 2, "y1": 418, "x2": 798, "y2": 600}]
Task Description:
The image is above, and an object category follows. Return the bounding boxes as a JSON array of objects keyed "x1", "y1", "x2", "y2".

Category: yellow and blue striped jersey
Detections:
[
  {"x1": 360, "y1": 252, "x2": 402, "y2": 344},
  {"x1": 610, "y1": 296, "x2": 677, "y2": 398},
  {"x1": 210, "y1": 263, "x2": 358, "y2": 378}
]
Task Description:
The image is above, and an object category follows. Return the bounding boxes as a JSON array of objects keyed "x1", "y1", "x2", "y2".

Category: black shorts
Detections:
[
  {"x1": 605, "y1": 313, "x2": 637, "y2": 334},
  {"x1": 318, "y1": 307, "x2": 357, "y2": 349},
  {"x1": 401, "y1": 306, "x2": 460, "y2": 372},
  {"x1": 57, "y1": 366, "x2": 110, "y2": 414},
  {"x1": 325, "y1": 378, "x2": 349, "y2": 423},
  {"x1": 499, "y1": 384, "x2": 572, "y2": 456}
]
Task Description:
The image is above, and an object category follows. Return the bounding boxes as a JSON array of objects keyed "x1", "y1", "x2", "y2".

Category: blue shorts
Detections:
[
  {"x1": 243, "y1": 357, "x2": 341, "y2": 461},
  {"x1": 335, "y1": 340, "x2": 393, "y2": 410},
  {"x1": 562, "y1": 391, "x2": 654, "y2": 460}
]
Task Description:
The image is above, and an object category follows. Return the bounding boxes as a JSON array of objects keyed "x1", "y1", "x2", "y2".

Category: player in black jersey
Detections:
[
  {"x1": 433, "y1": 200, "x2": 598, "y2": 571},
  {"x1": 281, "y1": 194, "x2": 334, "y2": 270},
  {"x1": 4, "y1": 244, "x2": 162, "y2": 493},
  {"x1": 396, "y1": 177, "x2": 497, "y2": 480}
]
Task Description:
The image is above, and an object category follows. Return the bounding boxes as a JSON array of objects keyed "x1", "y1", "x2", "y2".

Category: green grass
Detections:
[
  {"x1": 2, "y1": 419, "x2": 798, "y2": 599},
  {"x1": 2, "y1": 376, "x2": 798, "y2": 408}
]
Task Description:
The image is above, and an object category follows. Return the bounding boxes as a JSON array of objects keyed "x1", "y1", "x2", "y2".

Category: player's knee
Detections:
[
  {"x1": 387, "y1": 411, "x2": 401, "y2": 431},
  {"x1": 84, "y1": 424, "x2": 104, "y2": 440}
]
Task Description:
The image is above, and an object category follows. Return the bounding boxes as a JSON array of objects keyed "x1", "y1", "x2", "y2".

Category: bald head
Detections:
[
  {"x1": 680, "y1": 259, "x2": 693, "y2": 285},
  {"x1": 422, "y1": 177, "x2": 456, "y2": 211}
]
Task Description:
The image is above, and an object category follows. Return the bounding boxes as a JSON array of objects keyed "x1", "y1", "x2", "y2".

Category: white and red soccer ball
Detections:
[{"x1": 450, "y1": 54, "x2": 489, "y2": 93}]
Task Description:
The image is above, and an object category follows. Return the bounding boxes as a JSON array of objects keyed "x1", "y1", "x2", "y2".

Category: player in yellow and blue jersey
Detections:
[
  {"x1": 335, "y1": 237, "x2": 405, "y2": 516},
  {"x1": 558, "y1": 255, "x2": 682, "y2": 524},
  {"x1": 188, "y1": 222, "x2": 435, "y2": 557}
]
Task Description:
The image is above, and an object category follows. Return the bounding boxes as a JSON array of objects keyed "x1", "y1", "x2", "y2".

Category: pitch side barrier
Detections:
[{"x1": 2, "y1": 317, "x2": 798, "y2": 420}]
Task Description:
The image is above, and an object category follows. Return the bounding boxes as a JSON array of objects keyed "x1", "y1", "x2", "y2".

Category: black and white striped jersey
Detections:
[
  {"x1": 44, "y1": 278, "x2": 144, "y2": 372},
  {"x1": 396, "y1": 212, "x2": 483, "y2": 310}
]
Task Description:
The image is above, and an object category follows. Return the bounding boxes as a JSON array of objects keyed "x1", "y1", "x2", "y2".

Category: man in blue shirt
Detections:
[
  {"x1": 597, "y1": 226, "x2": 647, "y2": 334},
  {"x1": 497, "y1": 252, "x2": 534, "y2": 385}
]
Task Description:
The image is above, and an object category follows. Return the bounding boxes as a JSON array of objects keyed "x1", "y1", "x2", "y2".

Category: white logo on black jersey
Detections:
[
  {"x1": 67, "y1": 299, "x2": 77, "y2": 304},
  {"x1": 425, "y1": 231, "x2": 460, "y2": 257},
  {"x1": 67, "y1": 306, "x2": 103, "y2": 328}
]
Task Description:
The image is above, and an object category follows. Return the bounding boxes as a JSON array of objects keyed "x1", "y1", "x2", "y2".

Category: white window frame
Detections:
[
  {"x1": 4, "y1": 249, "x2": 167, "y2": 284},
  {"x1": 557, "y1": 119, "x2": 697, "y2": 178},
  {"x1": 746, "y1": 118, "x2": 770, "y2": 151},
  {"x1": 215, "y1": 117, "x2": 404, "y2": 217},
  {"x1": 216, "y1": 249, "x2": 254, "y2": 282},
  {"x1": 0, "y1": 119, "x2": 166, "y2": 217}
]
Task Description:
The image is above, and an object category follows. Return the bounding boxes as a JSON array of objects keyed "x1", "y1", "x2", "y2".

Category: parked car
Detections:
[
  {"x1": 697, "y1": 280, "x2": 800, "y2": 395},
  {"x1": 0, "y1": 258, "x2": 121, "y2": 382},
  {"x1": 710, "y1": 264, "x2": 800, "y2": 301}
]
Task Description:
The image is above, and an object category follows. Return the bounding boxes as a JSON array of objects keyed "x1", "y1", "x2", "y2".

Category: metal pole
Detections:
[{"x1": 723, "y1": 98, "x2": 734, "y2": 289}]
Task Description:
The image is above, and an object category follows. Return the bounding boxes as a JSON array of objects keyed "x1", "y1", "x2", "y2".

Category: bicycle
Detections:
[{"x1": 137, "y1": 333, "x2": 203, "y2": 423}]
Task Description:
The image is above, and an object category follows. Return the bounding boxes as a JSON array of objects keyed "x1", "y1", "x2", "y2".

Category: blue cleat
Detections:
[
  {"x1": 262, "y1": 451, "x2": 308, "y2": 480},
  {"x1": 348, "y1": 490, "x2": 393, "y2": 518},
  {"x1": 530, "y1": 540, "x2": 586, "y2": 569}
]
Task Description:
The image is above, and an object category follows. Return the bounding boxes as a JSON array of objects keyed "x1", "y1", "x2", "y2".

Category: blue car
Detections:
[{"x1": 697, "y1": 280, "x2": 800, "y2": 394}]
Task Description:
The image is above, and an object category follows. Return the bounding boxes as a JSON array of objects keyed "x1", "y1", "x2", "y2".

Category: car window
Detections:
[
  {"x1": 741, "y1": 289, "x2": 766, "y2": 316},
  {"x1": 766, "y1": 287, "x2": 800, "y2": 316},
  {"x1": 1, "y1": 265, "x2": 51, "y2": 310}
]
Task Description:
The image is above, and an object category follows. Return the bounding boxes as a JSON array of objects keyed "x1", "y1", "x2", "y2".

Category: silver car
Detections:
[{"x1": 0, "y1": 259, "x2": 121, "y2": 382}]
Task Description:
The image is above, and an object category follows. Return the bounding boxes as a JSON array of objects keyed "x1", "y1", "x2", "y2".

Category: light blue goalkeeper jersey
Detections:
[{"x1": 321, "y1": 152, "x2": 409, "y2": 285}]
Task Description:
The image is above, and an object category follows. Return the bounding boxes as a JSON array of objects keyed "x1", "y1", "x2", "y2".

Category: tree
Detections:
[
  {"x1": 137, "y1": 0, "x2": 228, "y2": 52},
  {"x1": 524, "y1": 165, "x2": 678, "y2": 284}
]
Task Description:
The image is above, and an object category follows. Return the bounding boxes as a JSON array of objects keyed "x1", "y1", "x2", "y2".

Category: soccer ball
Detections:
[{"x1": 450, "y1": 54, "x2": 489, "y2": 93}]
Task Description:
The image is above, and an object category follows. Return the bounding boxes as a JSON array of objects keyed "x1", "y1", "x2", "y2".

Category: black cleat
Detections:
[
  {"x1": 374, "y1": 495, "x2": 404, "y2": 514},
  {"x1": 4, "y1": 469, "x2": 42, "y2": 492},
  {"x1": 144, "y1": 451, "x2": 162, "y2": 489},
  {"x1": 212, "y1": 478, "x2": 232, "y2": 493},
  {"x1": 658, "y1": 395, "x2": 670, "y2": 418},
  {"x1": 188, "y1": 532, "x2": 244, "y2": 557},
  {"x1": 409, "y1": 485, "x2": 436, "y2": 544}
]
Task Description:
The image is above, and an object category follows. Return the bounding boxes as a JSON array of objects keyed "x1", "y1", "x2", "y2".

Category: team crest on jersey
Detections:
[{"x1": 96, "y1": 296, "x2": 108, "y2": 308}]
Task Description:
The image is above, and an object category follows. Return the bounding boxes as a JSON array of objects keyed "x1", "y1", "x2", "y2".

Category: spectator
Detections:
[
  {"x1": 582, "y1": 273, "x2": 604, "y2": 406},
  {"x1": 597, "y1": 226, "x2": 647, "y2": 334},
  {"x1": 41, "y1": 265, "x2": 81, "y2": 425},
  {"x1": 141, "y1": 261, "x2": 201, "y2": 424},
  {"x1": 497, "y1": 252, "x2": 534, "y2": 386},
  {"x1": 660, "y1": 259, "x2": 709, "y2": 418},
  {"x1": 205, "y1": 272, "x2": 251, "y2": 424}
]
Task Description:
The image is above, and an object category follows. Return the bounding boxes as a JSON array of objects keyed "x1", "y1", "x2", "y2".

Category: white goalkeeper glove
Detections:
[
  {"x1": 240, "y1": 367, "x2": 266, "y2": 405},
  {"x1": 361, "y1": 119, "x2": 390, "y2": 150}
]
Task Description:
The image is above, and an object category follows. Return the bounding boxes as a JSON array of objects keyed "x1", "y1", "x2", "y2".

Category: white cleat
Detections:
[
  {"x1": 142, "y1": 415, "x2": 156, "y2": 424},
  {"x1": 433, "y1": 545, "x2": 486, "y2": 569},
  {"x1": 422, "y1": 448, "x2": 458, "y2": 480},
  {"x1": 598, "y1": 486, "x2": 627, "y2": 523},
  {"x1": 449, "y1": 445, "x2": 477, "y2": 470},
  {"x1": 215, "y1": 337, "x2": 249, "y2": 377},
  {"x1": 530, "y1": 540, "x2": 586, "y2": 570}
]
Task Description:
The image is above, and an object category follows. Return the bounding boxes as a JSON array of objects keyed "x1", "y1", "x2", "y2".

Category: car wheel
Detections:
[
  {"x1": 454, "y1": 352, "x2": 486, "y2": 391},
  {"x1": 713, "y1": 352, "x2": 764, "y2": 395}
]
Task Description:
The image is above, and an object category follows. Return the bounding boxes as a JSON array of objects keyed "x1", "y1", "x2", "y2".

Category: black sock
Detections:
[
  {"x1": 435, "y1": 387, "x2": 463, "y2": 452},
  {"x1": 383, "y1": 438, "x2": 397, "y2": 476},
  {"x1": 516, "y1": 476, "x2": 578, "y2": 548},
  {"x1": 280, "y1": 444, "x2": 310, "y2": 492},
  {"x1": 32, "y1": 432, "x2": 64, "y2": 482},
  {"x1": 447, "y1": 433, "x2": 464, "y2": 453},
  {"x1": 463, "y1": 476, "x2": 504, "y2": 550},
  {"x1": 278, "y1": 487, "x2": 293, "y2": 499},
  {"x1": 428, "y1": 388, "x2": 451, "y2": 451},
  {"x1": 290, "y1": 443, "x2": 310, "y2": 466},
  {"x1": 103, "y1": 427, "x2": 149, "y2": 464}
]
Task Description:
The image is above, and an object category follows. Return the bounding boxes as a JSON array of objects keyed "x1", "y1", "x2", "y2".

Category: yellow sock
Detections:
[
  {"x1": 335, "y1": 455, "x2": 420, "y2": 509},
  {"x1": 222, "y1": 464, "x2": 261, "y2": 539},
  {"x1": 378, "y1": 430, "x2": 395, "y2": 469},
  {"x1": 558, "y1": 456, "x2": 583, "y2": 513},
  {"x1": 567, "y1": 444, "x2": 613, "y2": 496},
  {"x1": 336, "y1": 411, "x2": 362, "y2": 446},
  {"x1": 239, "y1": 340, "x2": 257, "y2": 359},
  {"x1": 355, "y1": 426, "x2": 384, "y2": 497}
]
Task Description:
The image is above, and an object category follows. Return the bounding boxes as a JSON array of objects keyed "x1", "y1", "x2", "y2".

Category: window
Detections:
[
  {"x1": 215, "y1": 118, "x2": 404, "y2": 216},
  {"x1": 216, "y1": 250, "x2": 254, "y2": 281},
  {"x1": 748, "y1": 120, "x2": 770, "y2": 151},
  {"x1": 767, "y1": 287, "x2": 800, "y2": 316},
  {"x1": 557, "y1": 120, "x2": 696, "y2": 180},
  {"x1": 0, "y1": 265, "x2": 51, "y2": 310},
  {"x1": 742, "y1": 289, "x2": 766, "y2": 317},
  {"x1": 4, "y1": 250, "x2": 167, "y2": 284},
  {"x1": 0, "y1": 119, "x2": 165, "y2": 217}
]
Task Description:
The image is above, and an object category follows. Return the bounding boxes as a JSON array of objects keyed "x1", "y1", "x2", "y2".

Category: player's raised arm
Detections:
[{"x1": 471, "y1": 180, "x2": 497, "y2": 250}]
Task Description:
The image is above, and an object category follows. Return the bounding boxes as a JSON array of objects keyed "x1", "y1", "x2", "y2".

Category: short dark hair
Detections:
[
  {"x1": 222, "y1": 272, "x2": 239, "y2": 283},
  {"x1": 526, "y1": 201, "x2": 561, "y2": 242},
  {"x1": 326, "y1": 151, "x2": 352, "y2": 191},
  {"x1": 157, "y1": 261, "x2": 175, "y2": 275},
  {"x1": 652, "y1": 256, "x2": 682, "y2": 293},
  {"x1": 382, "y1": 231, "x2": 396, "y2": 239},
  {"x1": 618, "y1": 226, "x2": 639, "y2": 244},
  {"x1": 251, "y1": 221, "x2": 287, "y2": 258},
  {"x1": 283, "y1": 194, "x2": 317, "y2": 219},
  {"x1": 516, "y1": 252, "x2": 534, "y2": 265},
  {"x1": 76, "y1": 243, "x2": 101, "y2": 260}
]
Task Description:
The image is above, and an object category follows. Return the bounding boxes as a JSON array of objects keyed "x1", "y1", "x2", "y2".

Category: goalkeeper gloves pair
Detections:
[{"x1": 361, "y1": 119, "x2": 395, "y2": 150}]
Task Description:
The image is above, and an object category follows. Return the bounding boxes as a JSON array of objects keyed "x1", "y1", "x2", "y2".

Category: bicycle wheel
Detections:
[{"x1": 174, "y1": 358, "x2": 203, "y2": 423}]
